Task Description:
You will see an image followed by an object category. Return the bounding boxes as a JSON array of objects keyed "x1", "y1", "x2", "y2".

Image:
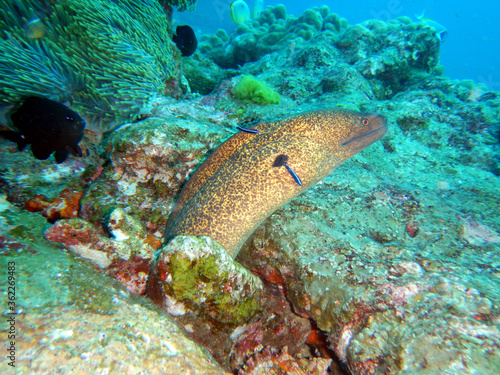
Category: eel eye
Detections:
[
  {"x1": 65, "y1": 116, "x2": 74, "y2": 121},
  {"x1": 361, "y1": 117, "x2": 370, "y2": 126}
]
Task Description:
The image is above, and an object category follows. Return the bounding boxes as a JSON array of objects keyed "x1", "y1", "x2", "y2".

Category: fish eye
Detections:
[
  {"x1": 361, "y1": 117, "x2": 370, "y2": 126},
  {"x1": 65, "y1": 116, "x2": 74, "y2": 121}
]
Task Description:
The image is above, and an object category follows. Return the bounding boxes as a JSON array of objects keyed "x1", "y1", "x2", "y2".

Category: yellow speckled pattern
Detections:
[{"x1": 164, "y1": 109, "x2": 388, "y2": 257}]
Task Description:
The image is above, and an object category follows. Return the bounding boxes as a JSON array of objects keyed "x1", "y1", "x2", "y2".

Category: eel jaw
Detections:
[{"x1": 341, "y1": 115, "x2": 388, "y2": 152}]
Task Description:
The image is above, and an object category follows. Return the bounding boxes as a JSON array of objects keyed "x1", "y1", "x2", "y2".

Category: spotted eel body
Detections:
[{"x1": 163, "y1": 109, "x2": 388, "y2": 257}]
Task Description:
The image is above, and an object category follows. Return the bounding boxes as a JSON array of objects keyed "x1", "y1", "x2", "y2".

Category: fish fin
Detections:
[
  {"x1": 415, "y1": 9, "x2": 426, "y2": 21},
  {"x1": 54, "y1": 149, "x2": 69, "y2": 163},
  {"x1": 284, "y1": 163, "x2": 302, "y2": 186},
  {"x1": 230, "y1": 1, "x2": 237, "y2": 23},
  {"x1": 67, "y1": 144, "x2": 83, "y2": 157},
  {"x1": 17, "y1": 136, "x2": 29, "y2": 151},
  {"x1": 237, "y1": 125, "x2": 260, "y2": 134},
  {"x1": 31, "y1": 143, "x2": 53, "y2": 160},
  {"x1": 0, "y1": 130, "x2": 27, "y2": 150}
]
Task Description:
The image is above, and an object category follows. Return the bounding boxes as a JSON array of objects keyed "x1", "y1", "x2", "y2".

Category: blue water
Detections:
[{"x1": 175, "y1": 0, "x2": 500, "y2": 90}]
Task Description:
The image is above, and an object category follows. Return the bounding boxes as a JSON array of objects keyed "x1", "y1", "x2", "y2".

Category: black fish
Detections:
[
  {"x1": 3, "y1": 96, "x2": 86, "y2": 163},
  {"x1": 173, "y1": 25, "x2": 197, "y2": 57}
]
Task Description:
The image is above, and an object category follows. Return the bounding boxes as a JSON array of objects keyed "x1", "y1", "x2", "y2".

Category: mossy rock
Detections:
[
  {"x1": 316, "y1": 5, "x2": 330, "y2": 19},
  {"x1": 234, "y1": 75, "x2": 280, "y2": 105},
  {"x1": 324, "y1": 13, "x2": 344, "y2": 33},
  {"x1": 363, "y1": 19, "x2": 387, "y2": 33},
  {"x1": 337, "y1": 24, "x2": 372, "y2": 48},
  {"x1": 272, "y1": 4, "x2": 287, "y2": 20},
  {"x1": 261, "y1": 31, "x2": 284, "y2": 46},
  {"x1": 154, "y1": 236, "x2": 264, "y2": 324},
  {"x1": 299, "y1": 9, "x2": 323, "y2": 31},
  {"x1": 297, "y1": 26, "x2": 316, "y2": 40}
]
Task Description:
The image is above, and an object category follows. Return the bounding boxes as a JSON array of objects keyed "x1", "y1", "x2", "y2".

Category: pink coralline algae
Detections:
[
  {"x1": 44, "y1": 208, "x2": 159, "y2": 294},
  {"x1": 0, "y1": 235, "x2": 38, "y2": 255},
  {"x1": 45, "y1": 218, "x2": 124, "y2": 267}
]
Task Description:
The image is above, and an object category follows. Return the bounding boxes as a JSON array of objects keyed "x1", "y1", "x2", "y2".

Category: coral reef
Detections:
[
  {"x1": 1, "y1": 2, "x2": 499, "y2": 374},
  {"x1": 341, "y1": 17, "x2": 442, "y2": 94},
  {"x1": 0, "y1": 200, "x2": 226, "y2": 374},
  {"x1": 198, "y1": 5, "x2": 348, "y2": 69},
  {"x1": 195, "y1": 8, "x2": 442, "y2": 99}
]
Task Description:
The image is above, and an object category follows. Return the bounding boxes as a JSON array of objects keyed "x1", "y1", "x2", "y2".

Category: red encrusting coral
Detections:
[
  {"x1": 25, "y1": 189, "x2": 83, "y2": 222},
  {"x1": 108, "y1": 256, "x2": 152, "y2": 295}
]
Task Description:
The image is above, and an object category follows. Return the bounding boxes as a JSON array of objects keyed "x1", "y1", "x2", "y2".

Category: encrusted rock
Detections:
[
  {"x1": 0, "y1": 203, "x2": 227, "y2": 374},
  {"x1": 148, "y1": 235, "x2": 264, "y2": 325},
  {"x1": 44, "y1": 208, "x2": 158, "y2": 293},
  {"x1": 79, "y1": 113, "x2": 231, "y2": 235}
]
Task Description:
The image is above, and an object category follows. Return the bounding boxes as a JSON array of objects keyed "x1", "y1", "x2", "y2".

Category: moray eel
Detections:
[{"x1": 163, "y1": 109, "x2": 388, "y2": 258}]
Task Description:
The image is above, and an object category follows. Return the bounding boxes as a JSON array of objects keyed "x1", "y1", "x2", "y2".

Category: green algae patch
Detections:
[
  {"x1": 396, "y1": 114, "x2": 429, "y2": 133},
  {"x1": 152, "y1": 235, "x2": 264, "y2": 324},
  {"x1": 234, "y1": 75, "x2": 281, "y2": 105},
  {"x1": 8, "y1": 224, "x2": 39, "y2": 242}
]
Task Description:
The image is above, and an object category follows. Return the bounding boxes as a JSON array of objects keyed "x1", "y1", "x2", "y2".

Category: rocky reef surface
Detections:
[
  {"x1": 1, "y1": 3, "x2": 499, "y2": 375},
  {"x1": 0, "y1": 200, "x2": 227, "y2": 374}
]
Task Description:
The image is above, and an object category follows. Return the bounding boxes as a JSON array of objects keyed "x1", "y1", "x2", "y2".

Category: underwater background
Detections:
[
  {"x1": 176, "y1": 0, "x2": 500, "y2": 90},
  {"x1": 0, "y1": 0, "x2": 499, "y2": 374}
]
